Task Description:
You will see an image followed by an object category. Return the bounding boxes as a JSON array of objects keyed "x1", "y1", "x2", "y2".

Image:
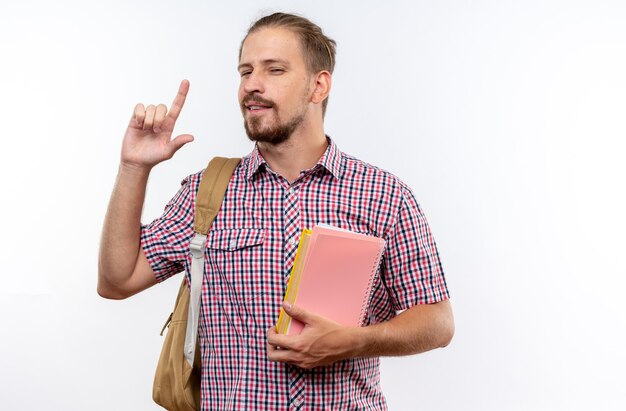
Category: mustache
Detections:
[{"x1": 241, "y1": 93, "x2": 275, "y2": 107}]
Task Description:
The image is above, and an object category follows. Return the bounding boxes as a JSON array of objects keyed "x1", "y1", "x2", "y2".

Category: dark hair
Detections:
[{"x1": 239, "y1": 12, "x2": 337, "y2": 115}]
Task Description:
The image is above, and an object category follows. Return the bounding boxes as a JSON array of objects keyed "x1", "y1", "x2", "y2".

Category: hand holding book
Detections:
[
  {"x1": 267, "y1": 300, "x2": 364, "y2": 369},
  {"x1": 276, "y1": 224, "x2": 386, "y2": 335}
]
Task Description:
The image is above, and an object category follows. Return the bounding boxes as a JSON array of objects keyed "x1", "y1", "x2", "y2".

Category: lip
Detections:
[
  {"x1": 244, "y1": 102, "x2": 273, "y2": 115},
  {"x1": 245, "y1": 100, "x2": 271, "y2": 107}
]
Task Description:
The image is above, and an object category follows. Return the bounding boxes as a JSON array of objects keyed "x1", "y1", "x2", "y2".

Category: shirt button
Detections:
[
  {"x1": 229, "y1": 240, "x2": 237, "y2": 249},
  {"x1": 293, "y1": 398, "x2": 303, "y2": 407},
  {"x1": 288, "y1": 237, "x2": 296, "y2": 245},
  {"x1": 289, "y1": 187, "x2": 296, "y2": 195}
]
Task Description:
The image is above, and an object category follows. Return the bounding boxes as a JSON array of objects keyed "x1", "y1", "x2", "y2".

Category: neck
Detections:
[{"x1": 257, "y1": 121, "x2": 327, "y2": 184}]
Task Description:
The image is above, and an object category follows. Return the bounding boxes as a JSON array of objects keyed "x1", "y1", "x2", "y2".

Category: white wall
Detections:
[{"x1": 1, "y1": 1, "x2": 625, "y2": 409}]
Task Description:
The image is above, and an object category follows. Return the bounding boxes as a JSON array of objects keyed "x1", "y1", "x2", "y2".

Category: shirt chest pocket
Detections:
[
  {"x1": 206, "y1": 227, "x2": 265, "y2": 252},
  {"x1": 204, "y1": 227, "x2": 266, "y2": 296},
  {"x1": 203, "y1": 228, "x2": 266, "y2": 347}
]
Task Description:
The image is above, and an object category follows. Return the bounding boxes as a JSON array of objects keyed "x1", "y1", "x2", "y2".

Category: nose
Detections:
[{"x1": 242, "y1": 71, "x2": 264, "y2": 95}]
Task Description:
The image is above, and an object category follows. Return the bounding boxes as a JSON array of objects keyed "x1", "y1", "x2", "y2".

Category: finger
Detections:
[
  {"x1": 143, "y1": 104, "x2": 156, "y2": 130},
  {"x1": 266, "y1": 341, "x2": 296, "y2": 363},
  {"x1": 266, "y1": 326, "x2": 297, "y2": 350},
  {"x1": 166, "y1": 79, "x2": 189, "y2": 123},
  {"x1": 267, "y1": 342, "x2": 281, "y2": 361},
  {"x1": 154, "y1": 104, "x2": 167, "y2": 132},
  {"x1": 164, "y1": 133, "x2": 194, "y2": 158},
  {"x1": 133, "y1": 103, "x2": 145, "y2": 127},
  {"x1": 283, "y1": 302, "x2": 315, "y2": 325},
  {"x1": 266, "y1": 326, "x2": 282, "y2": 345}
]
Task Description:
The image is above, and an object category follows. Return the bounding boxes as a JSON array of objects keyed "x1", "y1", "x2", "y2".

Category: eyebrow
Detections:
[{"x1": 237, "y1": 59, "x2": 290, "y2": 72}]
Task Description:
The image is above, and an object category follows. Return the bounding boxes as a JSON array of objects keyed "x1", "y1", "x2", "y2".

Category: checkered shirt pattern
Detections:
[{"x1": 140, "y1": 137, "x2": 449, "y2": 410}]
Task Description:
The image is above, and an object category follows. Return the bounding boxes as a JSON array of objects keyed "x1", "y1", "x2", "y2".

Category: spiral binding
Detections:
[{"x1": 358, "y1": 241, "x2": 386, "y2": 326}]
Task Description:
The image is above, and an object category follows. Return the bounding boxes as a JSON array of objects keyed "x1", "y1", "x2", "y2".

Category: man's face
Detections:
[{"x1": 238, "y1": 27, "x2": 313, "y2": 145}]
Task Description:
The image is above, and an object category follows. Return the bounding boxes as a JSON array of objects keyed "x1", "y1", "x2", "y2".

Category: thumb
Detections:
[
  {"x1": 283, "y1": 301, "x2": 315, "y2": 325},
  {"x1": 166, "y1": 133, "x2": 194, "y2": 156}
]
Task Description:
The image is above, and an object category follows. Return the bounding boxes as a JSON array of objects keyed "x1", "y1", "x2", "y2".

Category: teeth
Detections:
[{"x1": 249, "y1": 105, "x2": 269, "y2": 110}]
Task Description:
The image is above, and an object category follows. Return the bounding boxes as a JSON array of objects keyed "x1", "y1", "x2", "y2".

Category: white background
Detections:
[{"x1": 1, "y1": 0, "x2": 625, "y2": 410}]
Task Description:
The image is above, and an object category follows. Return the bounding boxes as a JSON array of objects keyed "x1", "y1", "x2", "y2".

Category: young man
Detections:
[{"x1": 99, "y1": 12, "x2": 454, "y2": 410}]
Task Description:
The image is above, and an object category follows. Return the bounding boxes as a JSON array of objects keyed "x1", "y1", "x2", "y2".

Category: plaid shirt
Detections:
[{"x1": 140, "y1": 137, "x2": 449, "y2": 410}]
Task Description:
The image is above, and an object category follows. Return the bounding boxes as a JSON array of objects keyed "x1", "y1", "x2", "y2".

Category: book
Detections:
[{"x1": 276, "y1": 224, "x2": 386, "y2": 335}]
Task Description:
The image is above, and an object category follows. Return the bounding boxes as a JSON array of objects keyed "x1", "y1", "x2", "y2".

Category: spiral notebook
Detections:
[{"x1": 276, "y1": 224, "x2": 386, "y2": 335}]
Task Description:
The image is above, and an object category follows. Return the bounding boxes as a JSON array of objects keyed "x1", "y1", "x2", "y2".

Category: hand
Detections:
[
  {"x1": 266, "y1": 302, "x2": 360, "y2": 369},
  {"x1": 121, "y1": 79, "x2": 194, "y2": 170}
]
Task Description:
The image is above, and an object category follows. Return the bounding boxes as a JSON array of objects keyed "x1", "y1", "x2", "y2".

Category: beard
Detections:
[
  {"x1": 241, "y1": 93, "x2": 308, "y2": 146},
  {"x1": 243, "y1": 109, "x2": 306, "y2": 145}
]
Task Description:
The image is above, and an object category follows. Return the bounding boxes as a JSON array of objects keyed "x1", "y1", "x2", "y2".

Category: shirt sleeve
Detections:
[
  {"x1": 139, "y1": 174, "x2": 196, "y2": 283},
  {"x1": 381, "y1": 186, "x2": 449, "y2": 311}
]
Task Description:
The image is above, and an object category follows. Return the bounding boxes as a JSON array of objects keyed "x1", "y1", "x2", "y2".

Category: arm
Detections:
[
  {"x1": 267, "y1": 300, "x2": 454, "y2": 369},
  {"x1": 97, "y1": 163, "x2": 156, "y2": 299},
  {"x1": 356, "y1": 299, "x2": 454, "y2": 356},
  {"x1": 97, "y1": 80, "x2": 194, "y2": 299}
]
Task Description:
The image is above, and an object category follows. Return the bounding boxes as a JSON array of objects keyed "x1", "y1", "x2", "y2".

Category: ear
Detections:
[{"x1": 310, "y1": 71, "x2": 332, "y2": 106}]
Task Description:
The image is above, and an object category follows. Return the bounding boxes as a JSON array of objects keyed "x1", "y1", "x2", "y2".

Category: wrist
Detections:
[
  {"x1": 119, "y1": 161, "x2": 152, "y2": 178},
  {"x1": 349, "y1": 322, "x2": 387, "y2": 359},
  {"x1": 347, "y1": 325, "x2": 377, "y2": 358}
]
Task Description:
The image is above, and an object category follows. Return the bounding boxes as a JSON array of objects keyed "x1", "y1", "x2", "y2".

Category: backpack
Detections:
[{"x1": 152, "y1": 157, "x2": 241, "y2": 410}]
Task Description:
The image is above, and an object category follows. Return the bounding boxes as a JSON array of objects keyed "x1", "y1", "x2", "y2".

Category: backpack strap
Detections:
[{"x1": 184, "y1": 157, "x2": 241, "y2": 366}]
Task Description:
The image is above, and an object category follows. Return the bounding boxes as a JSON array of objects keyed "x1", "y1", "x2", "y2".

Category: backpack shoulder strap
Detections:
[
  {"x1": 194, "y1": 157, "x2": 242, "y2": 234},
  {"x1": 185, "y1": 156, "x2": 240, "y2": 365}
]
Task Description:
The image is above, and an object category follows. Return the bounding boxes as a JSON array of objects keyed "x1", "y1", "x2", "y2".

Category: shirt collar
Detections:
[
  {"x1": 244, "y1": 135, "x2": 344, "y2": 181},
  {"x1": 316, "y1": 136, "x2": 343, "y2": 179},
  {"x1": 245, "y1": 143, "x2": 267, "y2": 180}
]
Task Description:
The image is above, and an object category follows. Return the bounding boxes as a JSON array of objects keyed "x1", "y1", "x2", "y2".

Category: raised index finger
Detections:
[{"x1": 166, "y1": 79, "x2": 190, "y2": 122}]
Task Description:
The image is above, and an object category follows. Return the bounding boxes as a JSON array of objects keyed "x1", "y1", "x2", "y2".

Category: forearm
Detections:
[
  {"x1": 98, "y1": 163, "x2": 151, "y2": 291},
  {"x1": 352, "y1": 299, "x2": 454, "y2": 358},
  {"x1": 267, "y1": 299, "x2": 454, "y2": 369}
]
